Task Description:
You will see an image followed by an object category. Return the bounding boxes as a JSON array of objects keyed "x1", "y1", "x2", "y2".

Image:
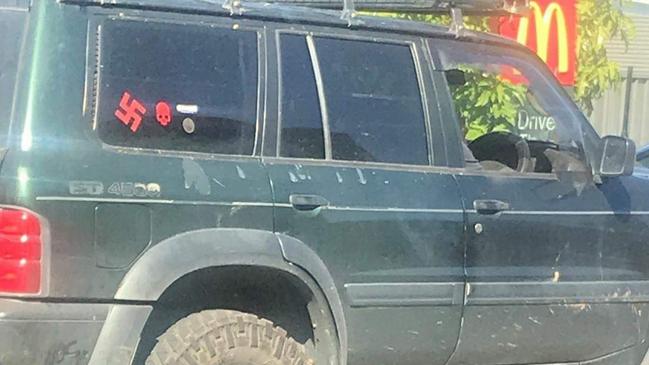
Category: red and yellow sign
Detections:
[{"x1": 496, "y1": 0, "x2": 578, "y2": 85}]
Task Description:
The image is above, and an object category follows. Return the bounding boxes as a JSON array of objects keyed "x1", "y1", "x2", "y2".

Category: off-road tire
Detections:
[{"x1": 145, "y1": 309, "x2": 315, "y2": 365}]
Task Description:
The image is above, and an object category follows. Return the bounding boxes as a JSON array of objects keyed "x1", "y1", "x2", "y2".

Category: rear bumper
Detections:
[
  {"x1": 0, "y1": 298, "x2": 109, "y2": 365},
  {"x1": 0, "y1": 298, "x2": 152, "y2": 365}
]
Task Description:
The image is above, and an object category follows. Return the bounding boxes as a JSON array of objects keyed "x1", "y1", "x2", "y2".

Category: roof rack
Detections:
[
  {"x1": 242, "y1": 0, "x2": 529, "y2": 28},
  {"x1": 62, "y1": 0, "x2": 529, "y2": 32},
  {"x1": 244, "y1": 0, "x2": 527, "y2": 13}
]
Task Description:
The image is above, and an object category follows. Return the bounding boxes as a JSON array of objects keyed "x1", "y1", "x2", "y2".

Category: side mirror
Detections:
[{"x1": 597, "y1": 135, "x2": 636, "y2": 177}]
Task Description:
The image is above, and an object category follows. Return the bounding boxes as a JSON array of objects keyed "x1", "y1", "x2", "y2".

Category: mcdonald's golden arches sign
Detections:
[{"x1": 496, "y1": 0, "x2": 577, "y2": 85}]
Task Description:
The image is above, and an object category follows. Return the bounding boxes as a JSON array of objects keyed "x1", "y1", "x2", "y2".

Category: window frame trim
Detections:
[
  {"x1": 273, "y1": 30, "x2": 331, "y2": 160},
  {"x1": 89, "y1": 12, "x2": 266, "y2": 158},
  {"x1": 305, "y1": 34, "x2": 333, "y2": 160},
  {"x1": 263, "y1": 155, "x2": 462, "y2": 174},
  {"x1": 262, "y1": 154, "x2": 561, "y2": 179},
  {"x1": 273, "y1": 27, "x2": 434, "y2": 167}
]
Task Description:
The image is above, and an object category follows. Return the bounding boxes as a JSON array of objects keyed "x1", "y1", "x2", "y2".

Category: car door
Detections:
[
  {"x1": 428, "y1": 38, "x2": 649, "y2": 365},
  {"x1": 263, "y1": 29, "x2": 466, "y2": 365}
]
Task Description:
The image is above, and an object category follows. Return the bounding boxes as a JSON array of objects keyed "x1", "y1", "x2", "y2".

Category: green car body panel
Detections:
[{"x1": 1, "y1": 1, "x2": 649, "y2": 365}]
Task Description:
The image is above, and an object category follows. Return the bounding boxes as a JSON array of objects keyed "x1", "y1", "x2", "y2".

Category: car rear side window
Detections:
[
  {"x1": 96, "y1": 20, "x2": 258, "y2": 155},
  {"x1": 315, "y1": 37, "x2": 428, "y2": 165},
  {"x1": 0, "y1": 9, "x2": 27, "y2": 144},
  {"x1": 278, "y1": 34, "x2": 324, "y2": 159}
]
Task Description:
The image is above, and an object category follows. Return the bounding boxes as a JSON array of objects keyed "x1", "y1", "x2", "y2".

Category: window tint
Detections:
[
  {"x1": 315, "y1": 37, "x2": 428, "y2": 165},
  {"x1": 278, "y1": 34, "x2": 324, "y2": 159},
  {"x1": 97, "y1": 20, "x2": 258, "y2": 155}
]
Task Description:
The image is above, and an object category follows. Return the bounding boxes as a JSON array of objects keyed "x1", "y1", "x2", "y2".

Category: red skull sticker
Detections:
[{"x1": 155, "y1": 101, "x2": 172, "y2": 126}]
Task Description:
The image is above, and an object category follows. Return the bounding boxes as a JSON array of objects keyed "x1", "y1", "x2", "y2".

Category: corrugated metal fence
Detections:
[
  {"x1": 589, "y1": 11, "x2": 649, "y2": 147},
  {"x1": 589, "y1": 78, "x2": 649, "y2": 146}
]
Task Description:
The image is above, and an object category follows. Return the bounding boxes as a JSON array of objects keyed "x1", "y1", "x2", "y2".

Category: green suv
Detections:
[{"x1": 1, "y1": 0, "x2": 647, "y2": 364}]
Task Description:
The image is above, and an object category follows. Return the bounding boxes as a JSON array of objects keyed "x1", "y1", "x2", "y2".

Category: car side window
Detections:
[
  {"x1": 278, "y1": 34, "x2": 325, "y2": 159},
  {"x1": 96, "y1": 20, "x2": 258, "y2": 155},
  {"x1": 432, "y1": 39, "x2": 594, "y2": 175},
  {"x1": 314, "y1": 37, "x2": 429, "y2": 166}
]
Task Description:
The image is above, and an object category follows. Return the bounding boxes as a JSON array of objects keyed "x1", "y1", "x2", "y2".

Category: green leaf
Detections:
[{"x1": 476, "y1": 92, "x2": 490, "y2": 107}]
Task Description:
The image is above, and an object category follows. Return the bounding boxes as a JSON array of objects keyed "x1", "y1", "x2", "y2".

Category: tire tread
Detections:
[{"x1": 145, "y1": 310, "x2": 315, "y2": 365}]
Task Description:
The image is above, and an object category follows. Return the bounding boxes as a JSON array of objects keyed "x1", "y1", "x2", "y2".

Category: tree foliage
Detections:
[
  {"x1": 372, "y1": 0, "x2": 634, "y2": 139},
  {"x1": 575, "y1": 0, "x2": 634, "y2": 115},
  {"x1": 452, "y1": 69, "x2": 528, "y2": 140}
]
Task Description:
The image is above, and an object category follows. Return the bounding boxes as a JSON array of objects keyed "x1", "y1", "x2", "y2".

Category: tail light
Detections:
[{"x1": 0, "y1": 208, "x2": 42, "y2": 294}]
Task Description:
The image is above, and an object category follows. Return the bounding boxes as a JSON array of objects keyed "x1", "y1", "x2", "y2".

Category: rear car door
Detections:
[
  {"x1": 429, "y1": 38, "x2": 649, "y2": 365},
  {"x1": 264, "y1": 29, "x2": 466, "y2": 365}
]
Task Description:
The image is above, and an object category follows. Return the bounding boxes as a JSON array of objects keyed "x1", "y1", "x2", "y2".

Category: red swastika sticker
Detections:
[{"x1": 114, "y1": 91, "x2": 147, "y2": 132}]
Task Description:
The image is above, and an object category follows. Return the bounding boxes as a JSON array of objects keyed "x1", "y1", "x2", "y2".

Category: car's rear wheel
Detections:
[{"x1": 145, "y1": 309, "x2": 315, "y2": 365}]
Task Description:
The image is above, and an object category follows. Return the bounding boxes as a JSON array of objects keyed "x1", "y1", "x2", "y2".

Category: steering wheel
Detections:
[{"x1": 468, "y1": 131, "x2": 533, "y2": 173}]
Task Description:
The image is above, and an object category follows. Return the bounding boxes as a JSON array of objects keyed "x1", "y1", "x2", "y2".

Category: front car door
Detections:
[
  {"x1": 428, "y1": 38, "x2": 649, "y2": 365},
  {"x1": 263, "y1": 28, "x2": 466, "y2": 365}
]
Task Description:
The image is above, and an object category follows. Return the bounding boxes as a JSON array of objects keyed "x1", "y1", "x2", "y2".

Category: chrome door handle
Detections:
[
  {"x1": 473, "y1": 199, "x2": 510, "y2": 215},
  {"x1": 289, "y1": 194, "x2": 329, "y2": 211}
]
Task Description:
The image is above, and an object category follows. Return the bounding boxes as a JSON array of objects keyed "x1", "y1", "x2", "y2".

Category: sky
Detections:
[{"x1": 627, "y1": 0, "x2": 649, "y2": 14}]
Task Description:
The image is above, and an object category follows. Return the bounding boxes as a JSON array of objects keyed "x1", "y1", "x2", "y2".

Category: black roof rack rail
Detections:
[
  {"x1": 61, "y1": 0, "x2": 529, "y2": 32},
  {"x1": 242, "y1": 0, "x2": 529, "y2": 15},
  {"x1": 243, "y1": 0, "x2": 528, "y2": 28}
]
